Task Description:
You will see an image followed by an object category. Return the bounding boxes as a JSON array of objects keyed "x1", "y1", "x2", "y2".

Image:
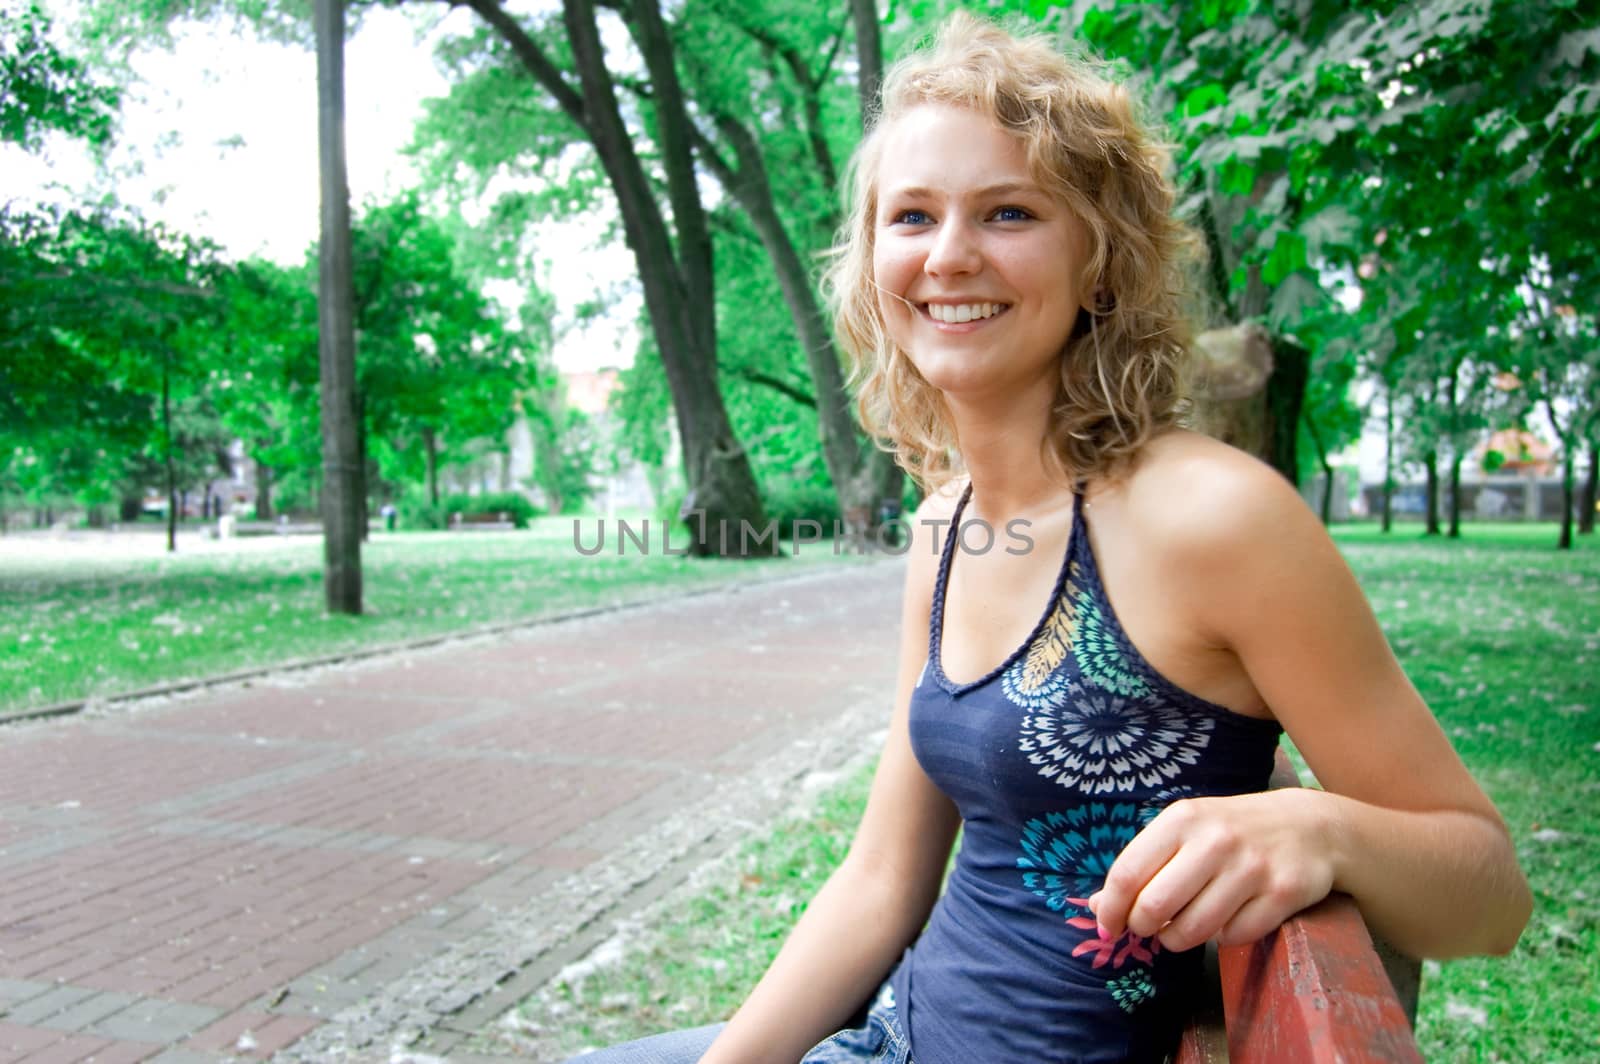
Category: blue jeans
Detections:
[{"x1": 565, "y1": 982, "x2": 912, "y2": 1063}]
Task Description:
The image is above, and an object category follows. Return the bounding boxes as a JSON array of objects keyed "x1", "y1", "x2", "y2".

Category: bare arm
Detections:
[
  {"x1": 1090, "y1": 443, "x2": 1531, "y2": 959},
  {"x1": 701, "y1": 493, "x2": 962, "y2": 1064}
]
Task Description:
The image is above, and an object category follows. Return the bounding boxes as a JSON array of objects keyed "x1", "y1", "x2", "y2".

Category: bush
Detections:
[
  {"x1": 443, "y1": 492, "x2": 541, "y2": 529},
  {"x1": 393, "y1": 492, "x2": 541, "y2": 530},
  {"x1": 762, "y1": 479, "x2": 841, "y2": 536},
  {"x1": 398, "y1": 497, "x2": 445, "y2": 531}
]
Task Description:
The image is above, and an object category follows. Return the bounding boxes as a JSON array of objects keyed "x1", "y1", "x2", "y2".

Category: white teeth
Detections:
[{"x1": 927, "y1": 302, "x2": 1002, "y2": 323}]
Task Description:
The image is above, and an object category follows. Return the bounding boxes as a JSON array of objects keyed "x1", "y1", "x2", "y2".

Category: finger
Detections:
[
  {"x1": 1215, "y1": 876, "x2": 1328, "y2": 948},
  {"x1": 1092, "y1": 809, "x2": 1190, "y2": 938},
  {"x1": 1215, "y1": 892, "x2": 1293, "y2": 948},
  {"x1": 1153, "y1": 859, "x2": 1264, "y2": 952},
  {"x1": 1123, "y1": 842, "x2": 1231, "y2": 941}
]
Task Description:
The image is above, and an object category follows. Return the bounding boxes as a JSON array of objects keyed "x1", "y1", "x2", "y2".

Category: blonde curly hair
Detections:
[{"x1": 827, "y1": 12, "x2": 1199, "y2": 492}]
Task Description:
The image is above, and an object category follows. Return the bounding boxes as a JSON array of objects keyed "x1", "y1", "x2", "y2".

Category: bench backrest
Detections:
[{"x1": 1174, "y1": 750, "x2": 1423, "y2": 1063}]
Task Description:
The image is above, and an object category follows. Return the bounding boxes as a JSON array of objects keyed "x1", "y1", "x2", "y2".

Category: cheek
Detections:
[
  {"x1": 872, "y1": 249, "x2": 916, "y2": 325},
  {"x1": 873, "y1": 236, "x2": 920, "y2": 290}
]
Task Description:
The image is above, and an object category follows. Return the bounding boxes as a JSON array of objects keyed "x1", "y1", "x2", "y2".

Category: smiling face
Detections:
[{"x1": 872, "y1": 104, "x2": 1092, "y2": 405}]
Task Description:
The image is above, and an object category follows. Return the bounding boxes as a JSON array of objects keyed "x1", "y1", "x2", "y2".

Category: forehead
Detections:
[{"x1": 875, "y1": 104, "x2": 1037, "y2": 196}]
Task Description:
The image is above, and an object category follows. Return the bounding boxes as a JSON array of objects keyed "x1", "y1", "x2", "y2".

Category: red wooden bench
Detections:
[{"x1": 1175, "y1": 750, "x2": 1423, "y2": 1062}]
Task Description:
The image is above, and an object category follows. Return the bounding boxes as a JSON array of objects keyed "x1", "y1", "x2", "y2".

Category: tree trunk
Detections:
[
  {"x1": 1264, "y1": 336, "x2": 1308, "y2": 486},
  {"x1": 850, "y1": 0, "x2": 882, "y2": 124},
  {"x1": 424, "y1": 427, "x2": 440, "y2": 506},
  {"x1": 1559, "y1": 446, "x2": 1574, "y2": 550},
  {"x1": 315, "y1": 0, "x2": 363, "y2": 614},
  {"x1": 567, "y1": 0, "x2": 762, "y2": 553},
  {"x1": 163, "y1": 348, "x2": 176, "y2": 554},
  {"x1": 461, "y1": 0, "x2": 764, "y2": 555},
  {"x1": 531, "y1": 406, "x2": 565, "y2": 515},
  {"x1": 1381, "y1": 388, "x2": 1394, "y2": 533},
  {"x1": 1448, "y1": 451, "x2": 1462, "y2": 538},
  {"x1": 254, "y1": 454, "x2": 274, "y2": 520},
  {"x1": 1303, "y1": 407, "x2": 1334, "y2": 526},
  {"x1": 692, "y1": 112, "x2": 901, "y2": 533},
  {"x1": 1423, "y1": 449, "x2": 1440, "y2": 535},
  {"x1": 1189, "y1": 324, "x2": 1306, "y2": 484},
  {"x1": 1580, "y1": 438, "x2": 1597, "y2": 535},
  {"x1": 357, "y1": 389, "x2": 369, "y2": 543}
]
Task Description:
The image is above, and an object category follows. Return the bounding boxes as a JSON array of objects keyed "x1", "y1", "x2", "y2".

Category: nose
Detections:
[{"x1": 924, "y1": 216, "x2": 982, "y2": 277}]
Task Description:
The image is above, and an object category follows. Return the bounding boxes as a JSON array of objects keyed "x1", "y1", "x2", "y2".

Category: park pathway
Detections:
[{"x1": 0, "y1": 560, "x2": 905, "y2": 1063}]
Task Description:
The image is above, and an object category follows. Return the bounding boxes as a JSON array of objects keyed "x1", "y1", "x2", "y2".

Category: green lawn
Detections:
[
  {"x1": 0, "y1": 517, "x2": 864, "y2": 715},
  {"x1": 497, "y1": 523, "x2": 1600, "y2": 1062}
]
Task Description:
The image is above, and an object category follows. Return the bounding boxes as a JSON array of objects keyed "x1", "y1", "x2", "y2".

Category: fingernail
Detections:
[{"x1": 1097, "y1": 924, "x2": 1112, "y2": 941}]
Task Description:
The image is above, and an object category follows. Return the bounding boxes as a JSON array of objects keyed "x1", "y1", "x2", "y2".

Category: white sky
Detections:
[{"x1": 4, "y1": 2, "x2": 639, "y2": 372}]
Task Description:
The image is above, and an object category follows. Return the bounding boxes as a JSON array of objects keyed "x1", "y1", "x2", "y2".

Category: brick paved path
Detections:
[{"x1": 0, "y1": 562, "x2": 904, "y2": 1063}]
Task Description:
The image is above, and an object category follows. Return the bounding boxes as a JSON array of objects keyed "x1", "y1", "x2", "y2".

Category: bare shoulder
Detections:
[
  {"x1": 915, "y1": 475, "x2": 968, "y2": 520},
  {"x1": 905, "y1": 475, "x2": 967, "y2": 563},
  {"x1": 1113, "y1": 430, "x2": 1323, "y2": 565}
]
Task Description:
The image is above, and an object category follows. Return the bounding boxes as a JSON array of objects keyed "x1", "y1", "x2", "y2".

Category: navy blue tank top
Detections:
[{"x1": 889, "y1": 483, "x2": 1282, "y2": 1063}]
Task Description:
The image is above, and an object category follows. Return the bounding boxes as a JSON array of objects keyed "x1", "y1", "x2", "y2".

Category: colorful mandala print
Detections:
[
  {"x1": 1019, "y1": 692, "x2": 1215, "y2": 794},
  {"x1": 1001, "y1": 562, "x2": 1151, "y2": 711},
  {"x1": 1017, "y1": 803, "x2": 1141, "y2": 915},
  {"x1": 1138, "y1": 786, "x2": 1195, "y2": 826},
  {"x1": 1001, "y1": 590, "x2": 1076, "y2": 710},
  {"x1": 1062, "y1": 561, "x2": 1152, "y2": 701},
  {"x1": 1064, "y1": 901, "x2": 1162, "y2": 971},
  {"x1": 1106, "y1": 968, "x2": 1157, "y2": 1013}
]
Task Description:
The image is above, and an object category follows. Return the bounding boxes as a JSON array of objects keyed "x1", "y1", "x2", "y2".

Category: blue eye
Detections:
[
  {"x1": 893, "y1": 209, "x2": 932, "y2": 225},
  {"x1": 993, "y1": 206, "x2": 1032, "y2": 222}
]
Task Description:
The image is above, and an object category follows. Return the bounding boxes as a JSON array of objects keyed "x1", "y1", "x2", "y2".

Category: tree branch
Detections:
[
  {"x1": 458, "y1": 0, "x2": 589, "y2": 134},
  {"x1": 709, "y1": 0, "x2": 839, "y2": 191},
  {"x1": 728, "y1": 365, "x2": 815, "y2": 408}
]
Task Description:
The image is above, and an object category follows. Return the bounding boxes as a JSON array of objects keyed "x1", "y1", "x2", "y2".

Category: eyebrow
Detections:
[{"x1": 881, "y1": 181, "x2": 1048, "y2": 200}]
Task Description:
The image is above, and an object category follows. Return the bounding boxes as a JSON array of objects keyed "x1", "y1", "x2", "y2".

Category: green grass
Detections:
[
  {"x1": 0, "y1": 517, "x2": 867, "y2": 714},
  {"x1": 501, "y1": 523, "x2": 1600, "y2": 1062}
]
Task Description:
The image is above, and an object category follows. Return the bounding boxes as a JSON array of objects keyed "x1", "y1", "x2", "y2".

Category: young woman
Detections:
[{"x1": 573, "y1": 13, "x2": 1530, "y2": 1063}]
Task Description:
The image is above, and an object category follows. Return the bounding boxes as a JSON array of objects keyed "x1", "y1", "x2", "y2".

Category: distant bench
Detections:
[
  {"x1": 230, "y1": 519, "x2": 321, "y2": 537},
  {"x1": 1175, "y1": 749, "x2": 1423, "y2": 1063},
  {"x1": 449, "y1": 511, "x2": 516, "y2": 531}
]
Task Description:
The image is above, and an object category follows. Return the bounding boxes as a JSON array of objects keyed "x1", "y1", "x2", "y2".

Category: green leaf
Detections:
[
  {"x1": 1220, "y1": 157, "x2": 1255, "y2": 197},
  {"x1": 1181, "y1": 84, "x2": 1228, "y2": 118},
  {"x1": 1262, "y1": 231, "x2": 1308, "y2": 286}
]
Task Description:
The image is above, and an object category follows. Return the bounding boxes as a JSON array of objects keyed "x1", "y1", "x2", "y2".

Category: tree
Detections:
[
  {"x1": 210, "y1": 257, "x2": 323, "y2": 521},
  {"x1": 1513, "y1": 307, "x2": 1600, "y2": 550},
  {"x1": 676, "y1": 0, "x2": 906, "y2": 528},
  {"x1": 314, "y1": 0, "x2": 362, "y2": 612},
  {"x1": 0, "y1": 204, "x2": 231, "y2": 547},
  {"x1": 347, "y1": 195, "x2": 539, "y2": 511},
  {"x1": 440, "y1": 0, "x2": 764, "y2": 554},
  {"x1": 1, "y1": 1, "x2": 119, "y2": 150},
  {"x1": 1055, "y1": 0, "x2": 1599, "y2": 503}
]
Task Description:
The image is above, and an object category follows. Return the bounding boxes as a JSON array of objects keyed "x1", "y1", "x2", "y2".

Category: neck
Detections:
[{"x1": 947, "y1": 390, "x2": 1075, "y2": 521}]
